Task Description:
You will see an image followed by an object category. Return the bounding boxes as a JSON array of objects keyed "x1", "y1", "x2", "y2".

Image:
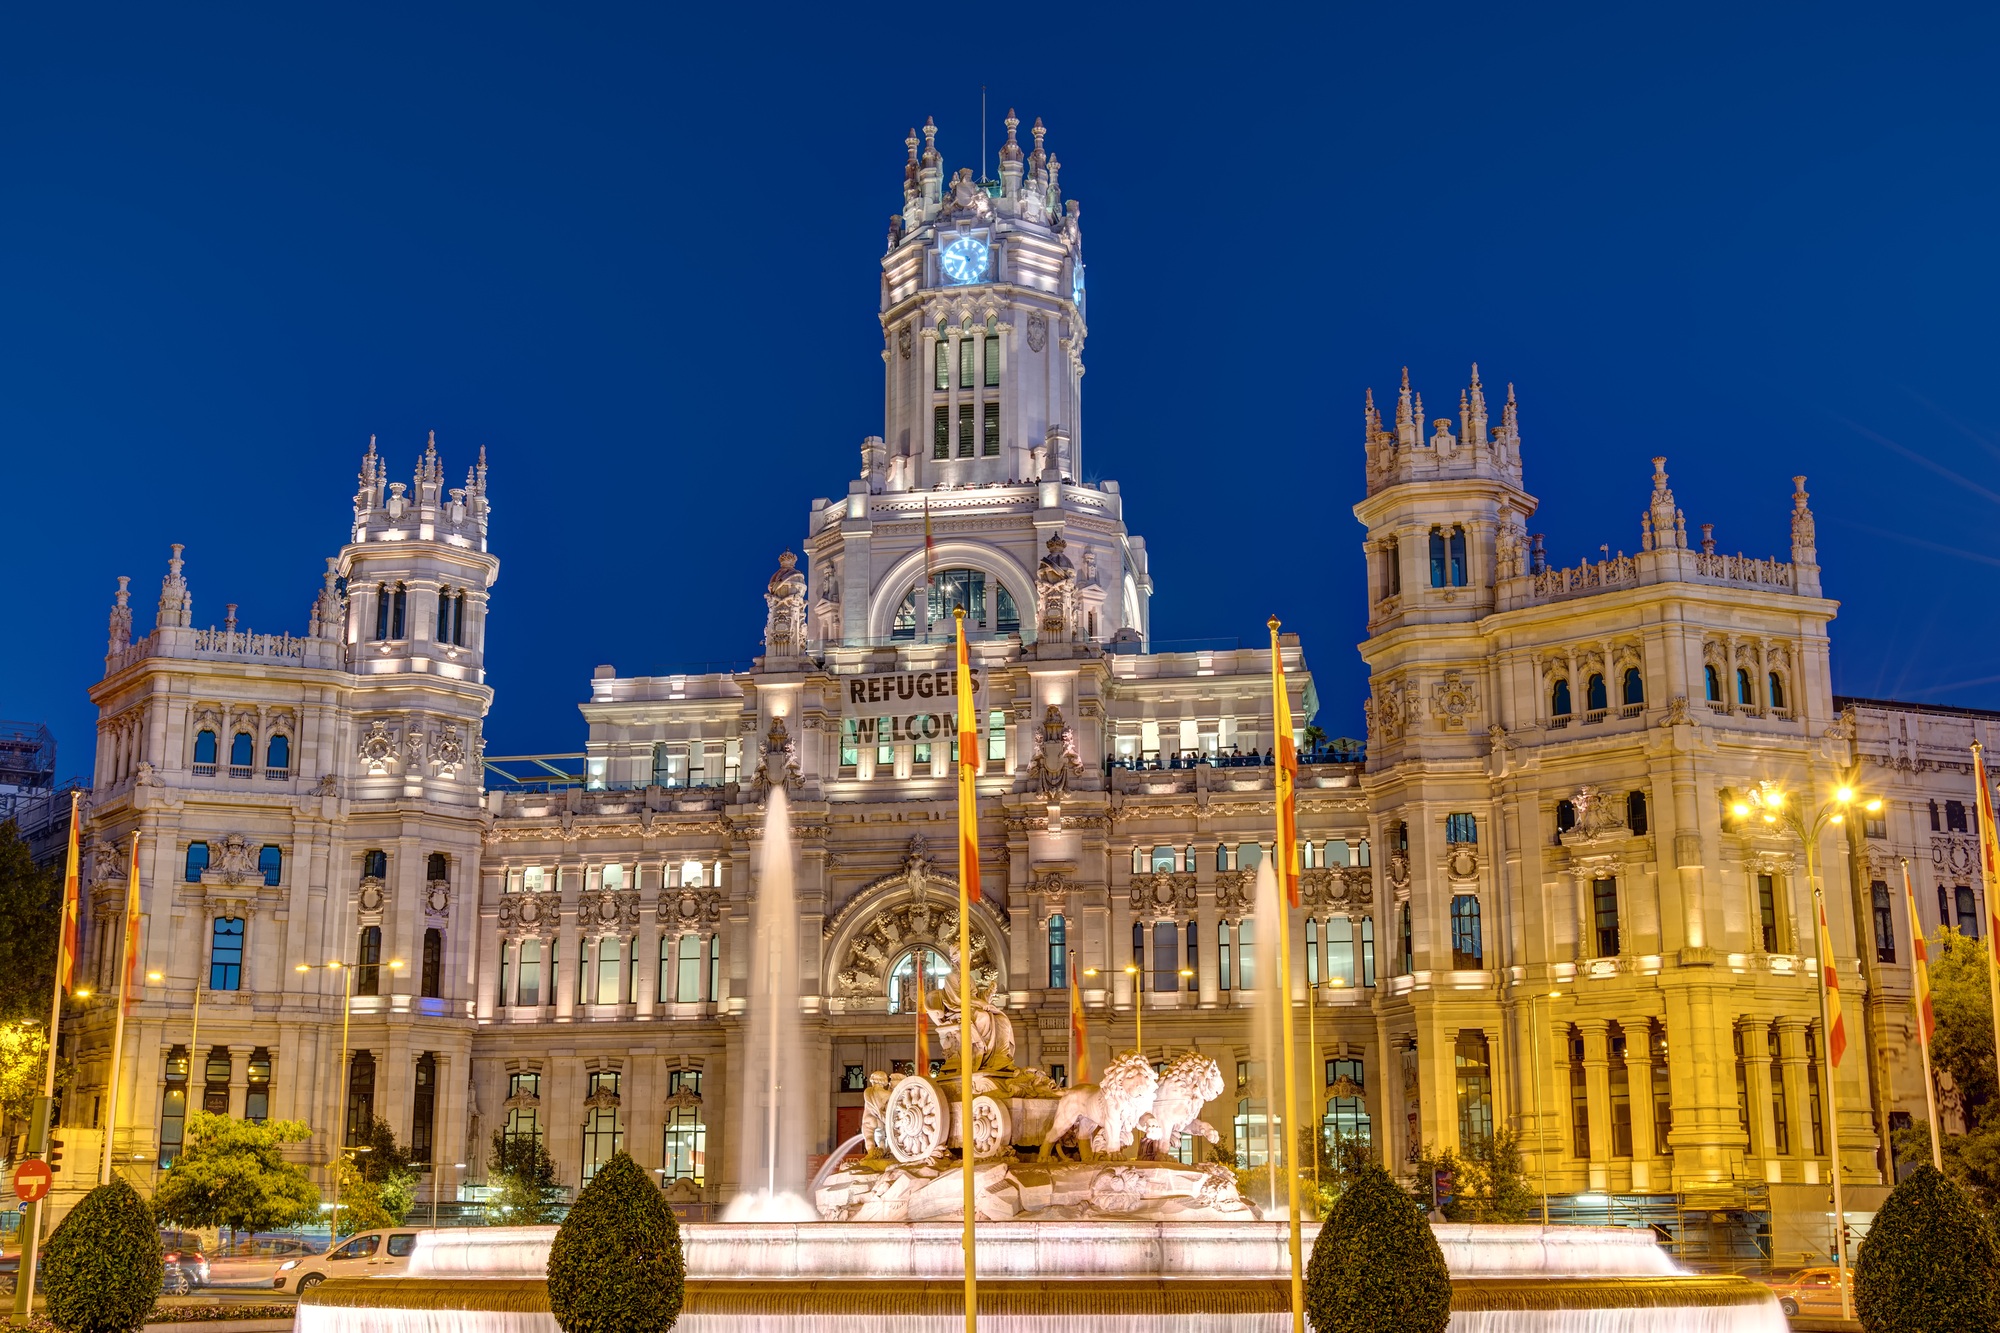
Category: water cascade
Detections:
[{"x1": 721, "y1": 785, "x2": 814, "y2": 1222}]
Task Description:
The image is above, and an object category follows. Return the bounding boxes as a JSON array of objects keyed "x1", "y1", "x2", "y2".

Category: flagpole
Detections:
[
  {"x1": 102, "y1": 835, "x2": 141, "y2": 1184},
  {"x1": 1971, "y1": 744, "x2": 2000, "y2": 1124},
  {"x1": 1268, "y1": 617, "x2": 1305, "y2": 1333},
  {"x1": 1809, "y1": 885, "x2": 1849, "y2": 1314},
  {"x1": 1067, "y1": 948, "x2": 1076, "y2": 1086},
  {"x1": 1901, "y1": 858, "x2": 1943, "y2": 1170},
  {"x1": 18, "y1": 791, "x2": 83, "y2": 1319},
  {"x1": 953, "y1": 607, "x2": 978, "y2": 1333}
]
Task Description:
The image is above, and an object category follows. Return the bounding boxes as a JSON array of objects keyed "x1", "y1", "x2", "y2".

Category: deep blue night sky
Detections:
[{"x1": 6, "y1": 5, "x2": 1998, "y2": 777}]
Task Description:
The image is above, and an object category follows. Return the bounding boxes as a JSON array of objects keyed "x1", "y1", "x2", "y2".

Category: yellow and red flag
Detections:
[
  {"x1": 955, "y1": 609, "x2": 981, "y2": 904},
  {"x1": 1269, "y1": 617, "x2": 1300, "y2": 909},
  {"x1": 1068, "y1": 964, "x2": 1090, "y2": 1086},
  {"x1": 119, "y1": 836, "x2": 145, "y2": 1016},
  {"x1": 56, "y1": 793, "x2": 81, "y2": 994},
  {"x1": 1975, "y1": 744, "x2": 2000, "y2": 953},
  {"x1": 1902, "y1": 861, "x2": 1935, "y2": 1045},
  {"x1": 1816, "y1": 895, "x2": 1847, "y2": 1067}
]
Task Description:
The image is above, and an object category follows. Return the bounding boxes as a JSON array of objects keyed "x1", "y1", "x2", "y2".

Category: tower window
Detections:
[
  {"x1": 193, "y1": 729, "x2": 218, "y2": 767},
  {"x1": 454, "y1": 591, "x2": 467, "y2": 645},
  {"x1": 1445, "y1": 813, "x2": 1477, "y2": 844},
  {"x1": 1380, "y1": 537, "x2": 1401, "y2": 600},
  {"x1": 209, "y1": 917, "x2": 245, "y2": 991},
  {"x1": 392, "y1": 583, "x2": 407, "y2": 639},
  {"x1": 934, "y1": 337, "x2": 949, "y2": 391},
  {"x1": 410, "y1": 1052, "x2": 436, "y2": 1164},
  {"x1": 363, "y1": 849, "x2": 388, "y2": 881},
  {"x1": 1736, "y1": 668, "x2": 1754, "y2": 707},
  {"x1": 1428, "y1": 528, "x2": 1447, "y2": 588},
  {"x1": 1551, "y1": 679, "x2": 1572, "y2": 718},
  {"x1": 1621, "y1": 667, "x2": 1644, "y2": 706},
  {"x1": 1450, "y1": 894, "x2": 1482, "y2": 969},
  {"x1": 437, "y1": 588, "x2": 453, "y2": 645},
  {"x1": 933, "y1": 406, "x2": 948, "y2": 459},
  {"x1": 957, "y1": 403, "x2": 974, "y2": 458},
  {"x1": 982, "y1": 402, "x2": 1000, "y2": 456},
  {"x1": 1585, "y1": 674, "x2": 1608, "y2": 712},
  {"x1": 1448, "y1": 525, "x2": 1468, "y2": 587},
  {"x1": 427, "y1": 852, "x2": 449, "y2": 881},
  {"x1": 1956, "y1": 885, "x2": 1979, "y2": 936},
  {"x1": 375, "y1": 584, "x2": 390, "y2": 640},
  {"x1": 1048, "y1": 914, "x2": 1066, "y2": 989},
  {"x1": 983, "y1": 333, "x2": 999, "y2": 387},
  {"x1": 1768, "y1": 672, "x2": 1786, "y2": 711},
  {"x1": 958, "y1": 335, "x2": 975, "y2": 388},
  {"x1": 266, "y1": 734, "x2": 290, "y2": 771},
  {"x1": 1555, "y1": 799, "x2": 1576, "y2": 835},
  {"x1": 1705, "y1": 665, "x2": 1722, "y2": 702}
]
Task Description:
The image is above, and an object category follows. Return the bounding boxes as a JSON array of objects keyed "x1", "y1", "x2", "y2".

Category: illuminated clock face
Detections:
[
  {"x1": 940, "y1": 235, "x2": 989, "y2": 285},
  {"x1": 1072, "y1": 263, "x2": 1085, "y2": 311}
]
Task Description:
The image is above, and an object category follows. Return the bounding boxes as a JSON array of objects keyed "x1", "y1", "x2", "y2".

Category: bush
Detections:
[
  {"x1": 1306, "y1": 1161, "x2": 1452, "y2": 1333},
  {"x1": 41, "y1": 1178, "x2": 163, "y2": 1333},
  {"x1": 547, "y1": 1151, "x2": 684, "y2": 1333},
  {"x1": 1855, "y1": 1163, "x2": 2000, "y2": 1333},
  {"x1": 489, "y1": 1129, "x2": 560, "y2": 1225}
]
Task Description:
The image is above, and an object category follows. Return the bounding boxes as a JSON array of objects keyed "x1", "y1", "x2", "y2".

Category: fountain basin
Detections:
[{"x1": 298, "y1": 1222, "x2": 1785, "y2": 1332}]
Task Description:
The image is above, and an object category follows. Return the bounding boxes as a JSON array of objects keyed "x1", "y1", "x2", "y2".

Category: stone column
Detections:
[
  {"x1": 1577, "y1": 1018, "x2": 1613, "y2": 1190},
  {"x1": 228, "y1": 1044, "x2": 254, "y2": 1120},
  {"x1": 1626, "y1": 1027, "x2": 1658, "y2": 1190},
  {"x1": 1777, "y1": 1016, "x2": 1814, "y2": 1177},
  {"x1": 1741, "y1": 1018, "x2": 1779, "y2": 1182}
]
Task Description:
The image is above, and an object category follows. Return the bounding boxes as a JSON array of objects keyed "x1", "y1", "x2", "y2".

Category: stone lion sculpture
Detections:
[
  {"x1": 1038, "y1": 1052, "x2": 1160, "y2": 1161},
  {"x1": 1135, "y1": 1052, "x2": 1224, "y2": 1159}
]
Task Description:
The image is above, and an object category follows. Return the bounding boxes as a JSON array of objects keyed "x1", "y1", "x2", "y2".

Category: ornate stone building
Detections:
[{"x1": 66, "y1": 116, "x2": 1996, "y2": 1251}]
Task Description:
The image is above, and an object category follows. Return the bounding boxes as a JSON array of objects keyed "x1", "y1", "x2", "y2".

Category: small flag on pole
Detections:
[
  {"x1": 1816, "y1": 896, "x2": 1848, "y2": 1067},
  {"x1": 1068, "y1": 964, "x2": 1091, "y2": 1086},
  {"x1": 1269, "y1": 619, "x2": 1300, "y2": 909},
  {"x1": 57, "y1": 800, "x2": 81, "y2": 994},
  {"x1": 1903, "y1": 862, "x2": 1935, "y2": 1044},
  {"x1": 1974, "y1": 744, "x2": 2000, "y2": 954},
  {"x1": 956, "y1": 611, "x2": 981, "y2": 904},
  {"x1": 119, "y1": 837, "x2": 144, "y2": 1016}
]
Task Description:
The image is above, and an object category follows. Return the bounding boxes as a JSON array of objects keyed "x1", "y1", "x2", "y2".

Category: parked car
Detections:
[
  {"x1": 208, "y1": 1237, "x2": 321, "y2": 1288},
  {"x1": 160, "y1": 1233, "x2": 211, "y2": 1295},
  {"x1": 1763, "y1": 1266, "x2": 1854, "y2": 1318},
  {"x1": 273, "y1": 1229, "x2": 421, "y2": 1295}
]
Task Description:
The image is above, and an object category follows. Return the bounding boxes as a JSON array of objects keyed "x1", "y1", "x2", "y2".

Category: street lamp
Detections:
[
  {"x1": 1526, "y1": 989, "x2": 1568, "y2": 1226},
  {"x1": 1124, "y1": 963, "x2": 1144, "y2": 1056},
  {"x1": 1731, "y1": 778, "x2": 1879, "y2": 1320}
]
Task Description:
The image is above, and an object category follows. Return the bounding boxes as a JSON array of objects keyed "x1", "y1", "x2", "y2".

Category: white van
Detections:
[{"x1": 273, "y1": 1229, "x2": 421, "y2": 1294}]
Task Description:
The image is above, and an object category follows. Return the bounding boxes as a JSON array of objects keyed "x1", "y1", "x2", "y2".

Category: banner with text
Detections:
[{"x1": 840, "y1": 668, "x2": 985, "y2": 746}]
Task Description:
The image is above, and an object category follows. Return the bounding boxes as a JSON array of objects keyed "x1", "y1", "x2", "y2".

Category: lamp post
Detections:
[
  {"x1": 1526, "y1": 989, "x2": 1566, "y2": 1226},
  {"x1": 1124, "y1": 962, "x2": 1143, "y2": 1057},
  {"x1": 1732, "y1": 778, "x2": 1879, "y2": 1322},
  {"x1": 298, "y1": 960, "x2": 355, "y2": 1236}
]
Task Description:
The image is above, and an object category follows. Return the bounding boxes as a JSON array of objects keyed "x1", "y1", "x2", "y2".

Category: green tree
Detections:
[
  {"x1": 41, "y1": 1177, "x2": 163, "y2": 1333},
  {"x1": 1888, "y1": 928, "x2": 2000, "y2": 1209},
  {"x1": 334, "y1": 1117, "x2": 418, "y2": 1233},
  {"x1": 1409, "y1": 1130, "x2": 1534, "y2": 1222},
  {"x1": 154, "y1": 1112, "x2": 320, "y2": 1244},
  {"x1": 1854, "y1": 1163, "x2": 2000, "y2": 1333},
  {"x1": 488, "y1": 1129, "x2": 559, "y2": 1224},
  {"x1": 547, "y1": 1151, "x2": 683, "y2": 1333},
  {"x1": 0, "y1": 820, "x2": 60, "y2": 1024},
  {"x1": 0, "y1": 1021, "x2": 50, "y2": 1132},
  {"x1": 1305, "y1": 1160, "x2": 1452, "y2": 1333}
]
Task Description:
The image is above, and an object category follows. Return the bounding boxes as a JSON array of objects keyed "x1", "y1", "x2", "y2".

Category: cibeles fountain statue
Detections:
[{"x1": 814, "y1": 956, "x2": 1252, "y2": 1223}]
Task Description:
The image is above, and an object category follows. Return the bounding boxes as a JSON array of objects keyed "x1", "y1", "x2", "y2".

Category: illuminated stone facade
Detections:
[{"x1": 68, "y1": 117, "x2": 1997, "y2": 1240}]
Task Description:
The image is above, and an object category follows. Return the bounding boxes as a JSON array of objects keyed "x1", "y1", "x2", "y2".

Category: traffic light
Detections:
[{"x1": 46, "y1": 1138, "x2": 64, "y2": 1174}]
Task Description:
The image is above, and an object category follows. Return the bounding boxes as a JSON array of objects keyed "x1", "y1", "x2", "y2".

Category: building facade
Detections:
[{"x1": 66, "y1": 117, "x2": 1999, "y2": 1250}]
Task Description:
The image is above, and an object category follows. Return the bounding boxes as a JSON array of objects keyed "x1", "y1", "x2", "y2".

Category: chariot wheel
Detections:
[
  {"x1": 885, "y1": 1074, "x2": 950, "y2": 1164},
  {"x1": 968, "y1": 1093, "x2": 1013, "y2": 1160}
]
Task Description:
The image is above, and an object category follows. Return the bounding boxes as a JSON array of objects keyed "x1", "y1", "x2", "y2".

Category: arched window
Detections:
[
  {"x1": 1450, "y1": 894, "x2": 1482, "y2": 969},
  {"x1": 1621, "y1": 668, "x2": 1644, "y2": 706},
  {"x1": 193, "y1": 729, "x2": 218, "y2": 767},
  {"x1": 1737, "y1": 668, "x2": 1755, "y2": 707},
  {"x1": 1871, "y1": 884, "x2": 1895, "y2": 964},
  {"x1": 345, "y1": 1050, "x2": 376, "y2": 1145},
  {"x1": 159, "y1": 1046, "x2": 189, "y2": 1167},
  {"x1": 1551, "y1": 679, "x2": 1572, "y2": 717},
  {"x1": 1626, "y1": 790, "x2": 1648, "y2": 836},
  {"x1": 1381, "y1": 537, "x2": 1401, "y2": 600},
  {"x1": 258, "y1": 844, "x2": 282, "y2": 886},
  {"x1": 580, "y1": 1071, "x2": 623, "y2": 1182},
  {"x1": 1956, "y1": 886, "x2": 1980, "y2": 937},
  {"x1": 391, "y1": 583, "x2": 408, "y2": 639},
  {"x1": 1585, "y1": 674, "x2": 1607, "y2": 712},
  {"x1": 891, "y1": 568, "x2": 1019, "y2": 638},
  {"x1": 1768, "y1": 672, "x2": 1786, "y2": 711},
  {"x1": 1048, "y1": 914, "x2": 1066, "y2": 988},
  {"x1": 1428, "y1": 528, "x2": 1447, "y2": 588},
  {"x1": 437, "y1": 588, "x2": 453, "y2": 645},
  {"x1": 1448, "y1": 525, "x2": 1468, "y2": 587},
  {"x1": 1705, "y1": 665, "x2": 1722, "y2": 702},
  {"x1": 662, "y1": 1069, "x2": 705, "y2": 1185},
  {"x1": 356, "y1": 925, "x2": 382, "y2": 996},
  {"x1": 1323, "y1": 1057, "x2": 1371, "y2": 1158},
  {"x1": 266, "y1": 734, "x2": 290, "y2": 771},
  {"x1": 209, "y1": 918, "x2": 245, "y2": 991},
  {"x1": 185, "y1": 842, "x2": 210, "y2": 883},
  {"x1": 1150, "y1": 845, "x2": 1177, "y2": 872},
  {"x1": 421, "y1": 927, "x2": 443, "y2": 998},
  {"x1": 1214, "y1": 843, "x2": 1231, "y2": 872},
  {"x1": 375, "y1": 584, "x2": 390, "y2": 640},
  {"x1": 229, "y1": 732, "x2": 253, "y2": 769},
  {"x1": 888, "y1": 947, "x2": 948, "y2": 1015}
]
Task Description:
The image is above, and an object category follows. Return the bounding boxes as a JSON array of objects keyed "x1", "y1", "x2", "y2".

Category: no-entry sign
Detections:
[{"x1": 12, "y1": 1159, "x2": 51, "y2": 1203}]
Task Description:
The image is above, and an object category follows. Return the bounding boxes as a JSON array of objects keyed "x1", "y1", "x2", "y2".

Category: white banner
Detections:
[{"x1": 839, "y1": 668, "x2": 985, "y2": 746}]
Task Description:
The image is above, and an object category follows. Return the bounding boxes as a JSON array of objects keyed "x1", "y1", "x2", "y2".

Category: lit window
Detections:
[
  {"x1": 580, "y1": 1070, "x2": 623, "y2": 1182},
  {"x1": 209, "y1": 917, "x2": 245, "y2": 991},
  {"x1": 1048, "y1": 915, "x2": 1066, "y2": 988},
  {"x1": 1454, "y1": 1031, "x2": 1492, "y2": 1150},
  {"x1": 1450, "y1": 894, "x2": 1481, "y2": 969},
  {"x1": 889, "y1": 947, "x2": 948, "y2": 1014}
]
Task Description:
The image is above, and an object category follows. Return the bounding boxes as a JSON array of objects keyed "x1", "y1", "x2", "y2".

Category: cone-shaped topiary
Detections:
[
  {"x1": 547, "y1": 1150, "x2": 685, "y2": 1333},
  {"x1": 1856, "y1": 1163, "x2": 2000, "y2": 1333},
  {"x1": 1306, "y1": 1161, "x2": 1452, "y2": 1333},
  {"x1": 42, "y1": 1177, "x2": 164, "y2": 1333}
]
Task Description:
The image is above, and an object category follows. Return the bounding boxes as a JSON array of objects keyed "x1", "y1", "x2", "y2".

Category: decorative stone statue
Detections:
[
  {"x1": 859, "y1": 1070, "x2": 895, "y2": 1160},
  {"x1": 1029, "y1": 705, "x2": 1082, "y2": 800},
  {"x1": 926, "y1": 958, "x2": 1017, "y2": 1075},
  {"x1": 1036, "y1": 534, "x2": 1077, "y2": 643},
  {"x1": 763, "y1": 551, "x2": 808, "y2": 658},
  {"x1": 1038, "y1": 1052, "x2": 1159, "y2": 1161},
  {"x1": 1134, "y1": 1053, "x2": 1225, "y2": 1160}
]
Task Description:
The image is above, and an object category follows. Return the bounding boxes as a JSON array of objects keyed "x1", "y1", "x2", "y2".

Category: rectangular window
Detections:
[
  {"x1": 983, "y1": 333, "x2": 999, "y2": 386},
  {"x1": 1217, "y1": 920, "x2": 1232, "y2": 991},
  {"x1": 877, "y1": 717, "x2": 894, "y2": 767},
  {"x1": 1570, "y1": 1047, "x2": 1590, "y2": 1158},
  {"x1": 677, "y1": 934, "x2": 702, "y2": 1003},
  {"x1": 987, "y1": 709, "x2": 1006, "y2": 762},
  {"x1": 1451, "y1": 894, "x2": 1482, "y2": 969},
  {"x1": 1361, "y1": 915, "x2": 1376, "y2": 987},
  {"x1": 1186, "y1": 922, "x2": 1198, "y2": 991},
  {"x1": 1152, "y1": 921, "x2": 1178, "y2": 995},
  {"x1": 1328, "y1": 916, "x2": 1356, "y2": 988},
  {"x1": 959, "y1": 335, "x2": 974, "y2": 388},
  {"x1": 1236, "y1": 918, "x2": 1256, "y2": 991},
  {"x1": 1454, "y1": 1031, "x2": 1494, "y2": 1150},
  {"x1": 159, "y1": 1046, "x2": 189, "y2": 1168},
  {"x1": 516, "y1": 938, "x2": 541, "y2": 1008},
  {"x1": 1609, "y1": 1033, "x2": 1633, "y2": 1158},
  {"x1": 709, "y1": 936, "x2": 719, "y2": 1001},
  {"x1": 1048, "y1": 914, "x2": 1066, "y2": 989},
  {"x1": 1757, "y1": 875, "x2": 1779, "y2": 952},
  {"x1": 356, "y1": 925, "x2": 382, "y2": 996},
  {"x1": 982, "y1": 402, "x2": 999, "y2": 456},
  {"x1": 934, "y1": 337, "x2": 948, "y2": 390},
  {"x1": 244, "y1": 1048, "x2": 271, "y2": 1123},
  {"x1": 1593, "y1": 878, "x2": 1620, "y2": 957},
  {"x1": 933, "y1": 405, "x2": 949, "y2": 459},
  {"x1": 209, "y1": 917, "x2": 245, "y2": 991},
  {"x1": 1651, "y1": 1029, "x2": 1672, "y2": 1155},
  {"x1": 1770, "y1": 1029, "x2": 1790, "y2": 1154},
  {"x1": 258, "y1": 845, "x2": 283, "y2": 887},
  {"x1": 410, "y1": 1053, "x2": 436, "y2": 1164},
  {"x1": 580, "y1": 1071, "x2": 624, "y2": 1182},
  {"x1": 840, "y1": 718, "x2": 859, "y2": 770},
  {"x1": 957, "y1": 403, "x2": 974, "y2": 458},
  {"x1": 1445, "y1": 812, "x2": 1477, "y2": 844},
  {"x1": 1872, "y1": 883, "x2": 1896, "y2": 963},
  {"x1": 1734, "y1": 1026, "x2": 1751, "y2": 1134},
  {"x1": 1306, "y1": 918, "x2": 1320, "y2": 986},
  {"x1": 1806, "y1": 1031, "x2": 1826, "y2": 1156}
]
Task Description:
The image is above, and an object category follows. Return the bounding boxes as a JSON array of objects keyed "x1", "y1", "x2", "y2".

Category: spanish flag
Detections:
[
  {"x1": 1268, "y1": 617, "x2": 1300, "y2": 909},
  {"x1": 955, "y1": 609, "x2": 981, "y2": 903},
  {"x1": 1902, "y1": 861, "x2": 1935, "y2": 1045},
  {"x1": 119, "y1": 836, "x2": 144, "y2": 1017},
  {"x1": 56, "y1": 792, "x2": 81, "y2": 994},
  {"x1": 1974, "y1": 744, "x2": 2000, "y2": 957},
  {"x1": 1068, "y1": 963, "x2": 1090, "y2": 1086},
  {"x1": 1815, "y1": 895, "x2": 1847, "y2": 1067}
]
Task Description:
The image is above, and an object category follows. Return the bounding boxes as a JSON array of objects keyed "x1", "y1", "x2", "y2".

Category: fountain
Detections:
[{"x1": 298, "y1": 790, "x2": 1786, "y2": 1331}]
